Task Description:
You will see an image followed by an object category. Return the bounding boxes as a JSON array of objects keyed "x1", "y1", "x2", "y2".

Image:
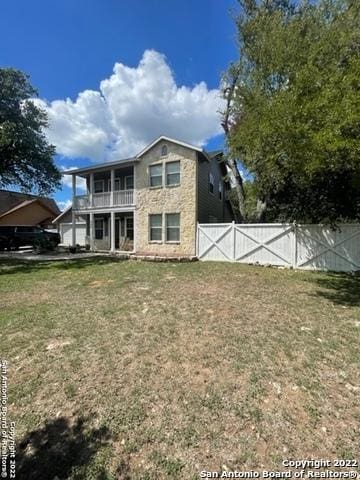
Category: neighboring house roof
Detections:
[
  {"x1": 0, "y1": 190, "x2": 60, "y2": 218},
  {"x1": 0, "y1": 199, "x2": 60, "y2": 227},
  {"x1": 66, "y1": 136, "x2": 213, "y2": 176},
  {"x1": 52, "y1": 205, "x2": 72, "y2": 224},
  {"x1": 0, "y1": 199, "x2": 38, "y2": 217},
  {"x1": 0, "y1": 199, "x2": 60, "y2": 223}
]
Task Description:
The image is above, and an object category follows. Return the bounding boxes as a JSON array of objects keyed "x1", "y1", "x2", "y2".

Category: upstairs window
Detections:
[
  {"x1": 114, "y1": 179, "x2": 121, "y2": 191},
  {"x1": 94, "y1": 180, "x2": 104, "y2": 193},
  {"x1": 165, "y1": 161, "x2": 180, "y2": 186},
  {"x1": 166, "y1": 213, "x2": 180, "y2": 242},
  {"x1": 149, "y1": 214, "x2": 162, "y2": 241},
  {"x1": 209, "y1": 172, "x2": 215, "y2": 194},
  {"x1": 149, "y1": 164, "x2": 163, "y2": 187},
  {"x1": 161, "y1": 145, "x2": 168, "y2": 156},
  {"x1": 125, "y1": 176, "x2": 134, "y2": 190},
  {"x1": 219, "y1": 180, "x2": 223, "y2": 200}
]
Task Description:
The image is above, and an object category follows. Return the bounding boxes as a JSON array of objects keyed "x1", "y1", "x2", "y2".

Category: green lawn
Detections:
[{"x1": 0, "y1": 258, "x2": 359, "y2": 479}]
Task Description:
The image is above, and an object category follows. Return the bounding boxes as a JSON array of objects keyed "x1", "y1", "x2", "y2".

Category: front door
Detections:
[{"x1": 117, "y1": 216, "x2": 134, "y2": 250}]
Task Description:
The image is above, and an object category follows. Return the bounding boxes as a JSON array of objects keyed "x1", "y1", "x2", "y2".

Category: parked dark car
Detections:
[{"x1": 0, "y1": 226, "x2": 60, "y2": 250}]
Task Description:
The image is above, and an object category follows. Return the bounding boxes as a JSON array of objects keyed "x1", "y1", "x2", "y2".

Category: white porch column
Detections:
[
  {"x1": 110, "y1": 211, "x2": 115, "y2": 253},
  {"x1": 132, "y1": 164, "x2": 136, "y2": 253},
  {"x1": 110, "y1": 169, "x2": 115, "y2": 206},
  {"x1": 133, "y1": 208, "x2": 137, "y2": 253},
  {"x1": 90, "y1": 212, "x2": 95, "y2": 250},
  {"x1": 89, "y1": 173, "x2": 94, "y2": 208},
  {"x1": 71, "y1": 175, "x2": 76, "y2": 247}
]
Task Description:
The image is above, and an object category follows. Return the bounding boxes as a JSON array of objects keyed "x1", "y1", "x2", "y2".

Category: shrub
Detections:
[{"x1": 33, "y1": 236, "x2": 56, "y2": 254}]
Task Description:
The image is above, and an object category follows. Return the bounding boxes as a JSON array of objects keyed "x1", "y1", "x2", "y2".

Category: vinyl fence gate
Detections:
[{"x1": 197, "y1": 223, "x2": 360, "y2": 272}]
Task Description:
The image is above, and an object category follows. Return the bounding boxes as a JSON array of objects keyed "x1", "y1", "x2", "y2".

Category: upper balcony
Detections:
[
  {"x1": 70, "y1": 163, "x2": 136, "y2": 211},
  {"x1": 74, "y1": 190, "x2": 134, "y2": 210}
]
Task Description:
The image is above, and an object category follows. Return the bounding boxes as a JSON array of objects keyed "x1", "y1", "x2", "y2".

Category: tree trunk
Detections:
[
  {"x1": 255, "y1": 198, "x2": 267, "y2": 222},
  {"x1": 227, "y1": 157, "x2": 246, "y2": 222},
  {"x1": 221, "y1": 65, "x2": 247, "y2": 222}
]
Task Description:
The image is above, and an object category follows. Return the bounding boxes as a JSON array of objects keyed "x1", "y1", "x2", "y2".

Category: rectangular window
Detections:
[
  {"x1": 149, "y1": 164, "x2": 162, "y2": 187},
  {"x1": 94, "y1": 180, "x2": 104, "y2": 193},
  {"x1": 209, "y1": 172, "x2": 214, "y2": 194},
  {"x1": 149, "y1": 214, "x2": 162, "y2": 241},
  {"x1": 125, "y1": 217, "x2": 134, "y2": 240},
  {"x1": 219, "y1": 180, "x2": 223, "y2": 200},
  {"x1": 95, "y1": 219, "x2": 104, "y2": 239},
  {"x1": 125, "y1": 176, "x2": 134, "y2": 190},
  {"x1": 166, "y1": 213, "x2": 180, "y2": 242},
  {"x1": 165, "y1": 161, "x2": 180, "y2": 186},
  {"x1": 108, "y1": 178, "x2": 122, "y2": 191}
]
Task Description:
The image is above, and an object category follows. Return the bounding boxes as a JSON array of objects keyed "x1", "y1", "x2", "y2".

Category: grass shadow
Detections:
[
  {"x1": 306, "y1": 271, "x2": 360, "y2": 307},
  {"x1": 7, "y1": 416, "x2": 112, "y2": 480},
  {"x1": 0, "y1": 256, "x2": 125, "y2": 276}
]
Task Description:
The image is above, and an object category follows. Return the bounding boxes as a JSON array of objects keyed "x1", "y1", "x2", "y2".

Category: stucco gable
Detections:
[{"x1": 136, "y1": 136, "x2": 203, "y2": 158}]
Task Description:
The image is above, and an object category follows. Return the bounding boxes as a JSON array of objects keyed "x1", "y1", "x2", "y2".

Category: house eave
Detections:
[
  {"x1": 63, "y1": 136, "x2": 216, "y2": 177},
  {"x1": 65, "y1": 158, "x2": 139, "y2": 177},
  {"x1": 136, "y1": 135, "x2": 204, "y2": 158},
  {"x1": 52, "y1": 205, "x2": 72, "y2": 224}
]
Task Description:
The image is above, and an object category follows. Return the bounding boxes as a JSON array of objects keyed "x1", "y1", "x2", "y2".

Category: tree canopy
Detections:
[
  {"x1": 0, "y1": 68, "x2": 61, "y2": 194},
  {"x1": 227, "y1": 0, "x2": 360, "y2": 223}
]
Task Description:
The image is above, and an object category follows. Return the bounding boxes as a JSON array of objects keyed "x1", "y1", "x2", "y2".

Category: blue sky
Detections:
[{"x1": 0, "y1": 0, "x2": 238, "y2": 208}]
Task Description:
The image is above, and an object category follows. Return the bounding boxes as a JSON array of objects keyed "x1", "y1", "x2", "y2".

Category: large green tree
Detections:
[
  {"x1": 224, "y1": 0, "x2": 360, "y2": 223},
  {"x1": 0, "y1": 68, "x2": 61, "y2": 194}
]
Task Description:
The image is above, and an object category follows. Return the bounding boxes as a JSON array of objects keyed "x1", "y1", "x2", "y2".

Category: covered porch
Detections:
[
  {"x1": 72, "y1": 165, "x2": 136, "y2": 210},
  {"x1": 71, "y1": 211, "x2": 134, "y2": 252}
]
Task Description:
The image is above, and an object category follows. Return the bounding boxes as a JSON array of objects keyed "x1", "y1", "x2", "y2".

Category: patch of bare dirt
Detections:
[
  {"x1": 46, "y1": 339, "x2": 72, "y2": 351},
  {"x1": 88, "y1": 279, "x2": 114, "y2": 288}
]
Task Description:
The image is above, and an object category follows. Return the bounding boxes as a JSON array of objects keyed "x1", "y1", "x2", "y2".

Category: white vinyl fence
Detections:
[{"x1": 197, "y1": 223, "x2": 360, "y2": 272}]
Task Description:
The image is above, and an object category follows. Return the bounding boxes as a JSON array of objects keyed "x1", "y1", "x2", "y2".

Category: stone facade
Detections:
[
  {"x1": 69, "y1": 136, "x2": 234, "y2": 256},
  {"x1": 135, "y1": 141, "x2": 197, "y2": 256}
]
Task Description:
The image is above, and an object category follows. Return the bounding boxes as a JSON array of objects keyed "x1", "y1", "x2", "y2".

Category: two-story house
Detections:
[{"x1": 65, "y1": 136, "x2": 234, "y2": 257}]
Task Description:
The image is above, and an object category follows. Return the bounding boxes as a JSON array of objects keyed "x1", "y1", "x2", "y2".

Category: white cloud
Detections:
[
  {"x1": 60, "y1": 166, "x2": 87, "y2": 191},
  {"x1": 36, "y1": 50, "x2": 224, "y2": 162},
  {"x1": 57, "y1": 199, "x2": 72, "y2": 211}
]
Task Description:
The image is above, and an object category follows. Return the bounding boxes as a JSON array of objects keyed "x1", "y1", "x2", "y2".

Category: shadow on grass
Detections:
[
  {"x1": 8, "y1": 416, "x2": 113, "y2": 480},
  {"x1": 0, "y1": 256, "x2": 124, "y2": 276},
  {"x1": 307, "y1": 272, "x2": 360, "y2": 307}
]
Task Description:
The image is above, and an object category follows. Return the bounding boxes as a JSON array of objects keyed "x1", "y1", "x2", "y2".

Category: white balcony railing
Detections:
[
  {"x1": 114, "y1": 190, "x2": 133, "y2": 206},
  {"x1": 74, "y1": 194, "x2": 90, "y2": 209},
  {"x1": 74, "y1": 190, "x2": 134, "y2": 209},
  {"x1": 93, "y1": 192, "x2": 111, "y2": 207}
]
